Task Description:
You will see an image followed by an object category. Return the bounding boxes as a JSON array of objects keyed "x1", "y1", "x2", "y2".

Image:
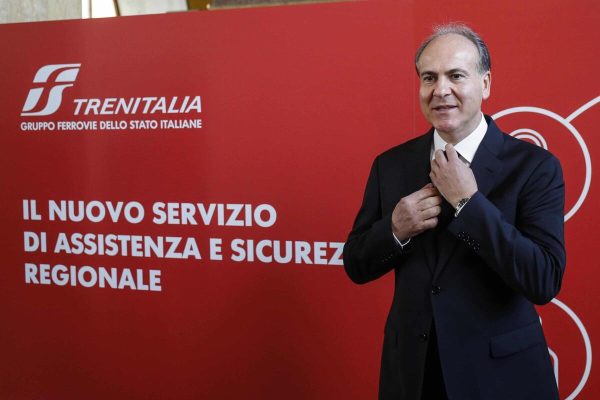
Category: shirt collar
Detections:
[{"x1": 432, "y1": 113, "x2": 488, "y2": 164}]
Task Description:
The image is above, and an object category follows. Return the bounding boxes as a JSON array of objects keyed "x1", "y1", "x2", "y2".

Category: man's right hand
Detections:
[{"x1": 391, "y1": 183, "x2": 442, "y2": 241}]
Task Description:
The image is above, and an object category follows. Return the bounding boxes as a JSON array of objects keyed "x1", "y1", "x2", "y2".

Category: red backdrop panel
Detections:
[{"x1": 0, "y1": 1, "x2": 598, "y2": 399}]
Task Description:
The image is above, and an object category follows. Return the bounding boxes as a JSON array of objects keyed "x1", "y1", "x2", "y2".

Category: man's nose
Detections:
[{"x1": 433, "y1": 77, "x2": 451, "y2": 97}]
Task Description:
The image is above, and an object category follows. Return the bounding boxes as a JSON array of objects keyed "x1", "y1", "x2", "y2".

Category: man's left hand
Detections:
[{"x1": 430, "y1": 143, "x2": 478, "y2": 208}]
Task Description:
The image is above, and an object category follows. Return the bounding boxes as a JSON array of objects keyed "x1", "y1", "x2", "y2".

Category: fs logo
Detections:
[
  {"x1": 538, "y1": 299, "x2": 592, "y2": 400},
  {"x1": 21, "y1": 63, "x2": 81, "y2": 116},
  {"x1": 493, "y1": 98, "x2": 598, "y2": 398},
  {"x1": 493, "y1": 96, "x2": 599, "y2": 222}
]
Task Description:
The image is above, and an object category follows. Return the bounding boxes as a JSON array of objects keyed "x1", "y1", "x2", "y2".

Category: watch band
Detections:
[{"x1": 454, "y1": 197, "x2": 471, "y2": 217}]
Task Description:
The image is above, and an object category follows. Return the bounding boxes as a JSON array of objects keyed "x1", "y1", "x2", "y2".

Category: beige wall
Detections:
[
  {"x1": 0, "y1": 0, "x2": 81, "y2": 23},
  {"x1": 0, "y1": 0, "x2": 332, "y2": 24}
]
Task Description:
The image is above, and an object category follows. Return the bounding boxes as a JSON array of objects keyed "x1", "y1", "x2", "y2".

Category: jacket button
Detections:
[
  {"x1": 419, "y1": 333, "x2": 428, "y2": 341},
  {"x1": 431, "y1": 286, "x2": 441, "y2": 295}
]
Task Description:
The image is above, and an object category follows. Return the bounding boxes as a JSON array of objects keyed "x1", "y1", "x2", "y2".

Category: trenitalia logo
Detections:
[
  {"x1": 21, "y1": 63, "x2": 81, "y2": 116},
  {"x1": 19, "y1": 62, "x2": 204, "y2": 132}
]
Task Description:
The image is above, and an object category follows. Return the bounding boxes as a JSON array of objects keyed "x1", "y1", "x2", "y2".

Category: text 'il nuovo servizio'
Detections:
[{"x1": 23, "y1": 199, "x2": 278, "y2": 227}]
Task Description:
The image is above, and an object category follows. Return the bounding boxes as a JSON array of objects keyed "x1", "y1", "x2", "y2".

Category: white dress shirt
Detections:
[{"x1": 432, "y1": 112, "x2": 488, "y2": 165}]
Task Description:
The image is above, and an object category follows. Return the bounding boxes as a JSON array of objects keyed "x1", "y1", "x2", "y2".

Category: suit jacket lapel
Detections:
[
  {"x1": 407, "y1": 130, "x2": 435, "y2": 189},
  {"x1": 403, "y1": 130, "x2": 437, "y2": 275},
  {"x1": 470, "y1": 117, "x2": 504, "y2": 197},
  {"x1": 434, "y1": 116, "x2": 504, "y2": 279}
]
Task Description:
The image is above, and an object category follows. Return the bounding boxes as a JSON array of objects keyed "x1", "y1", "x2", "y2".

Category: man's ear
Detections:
[{"x1": 482, "y1": 71, "x2": 491, "y2": 100}]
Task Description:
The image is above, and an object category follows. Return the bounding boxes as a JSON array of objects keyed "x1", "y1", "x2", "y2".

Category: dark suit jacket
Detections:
[{"x1": 343, "y1": 116, "x2": 565, "y2": 400}]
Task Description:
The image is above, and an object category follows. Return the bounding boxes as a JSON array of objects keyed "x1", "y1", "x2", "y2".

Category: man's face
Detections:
[{"x1": 416, "y1": 34, "x2": 491, "y2": 143}]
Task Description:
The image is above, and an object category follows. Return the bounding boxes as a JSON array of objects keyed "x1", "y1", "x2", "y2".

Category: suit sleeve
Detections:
[
  {"x1": 449, "y1": 154, "x2": 566, "y2": 305},
  {"x1": 343, "y1": 157, "x2": 409, "y2": 284}
]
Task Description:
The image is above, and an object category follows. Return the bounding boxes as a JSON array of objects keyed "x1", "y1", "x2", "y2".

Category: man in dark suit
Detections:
[{"x1": 343, "y1": 24, "x2": 565, "y2": 400}]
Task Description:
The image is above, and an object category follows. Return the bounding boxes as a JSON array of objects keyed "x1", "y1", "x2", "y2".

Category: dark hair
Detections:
[{"x1": 415, "y1": 23, "x2": 491, "y2": 74}]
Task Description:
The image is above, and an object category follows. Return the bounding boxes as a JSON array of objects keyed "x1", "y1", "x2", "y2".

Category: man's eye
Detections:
[
  {"x1": 451, "y1": 74, "x2": 464, "y2": 80},
  {"x1": 422, "y1": 76, "x2": 434, "y2": 82}
]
